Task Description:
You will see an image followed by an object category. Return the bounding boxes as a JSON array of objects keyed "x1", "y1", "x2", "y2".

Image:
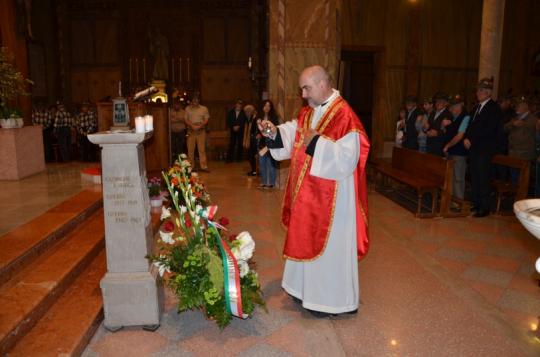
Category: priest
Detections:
[{"x1": 260, "y1": 65, "x2": 370, "y2": 317}]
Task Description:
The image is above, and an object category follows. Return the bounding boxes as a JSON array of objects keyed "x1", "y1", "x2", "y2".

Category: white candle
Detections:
[
  {"x1": 144, "y1": 115, "x2": 153, "y2": 132},
  {"x1": 135, "y1": 116, "x2": 145, "y2": 133}
]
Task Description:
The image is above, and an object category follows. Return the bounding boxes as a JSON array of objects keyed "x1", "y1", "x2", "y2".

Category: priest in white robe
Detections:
[{"x1": 260, "y1": 65, "x2": 370, "y2": 317}]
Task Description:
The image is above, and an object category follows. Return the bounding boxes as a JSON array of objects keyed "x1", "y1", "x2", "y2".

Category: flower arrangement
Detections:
[{"x1": 147, "y1": 154, "x2": 265, "y2": 328}]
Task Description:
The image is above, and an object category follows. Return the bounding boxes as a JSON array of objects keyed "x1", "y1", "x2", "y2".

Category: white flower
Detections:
[
  {"x1": 180, "y1": 205, "x2": 187, "y2": 214},
  {"x1": 232, "y1": 231, "x2": 255, "y2": 261},
  {"x1": 238, "y1": 260, "x2": 249, "y2": 278},
  {"x1": 191, "y1": 172, "x2": 198, "y2": 178},
  {"x1": 195, "y1": 204, "x2": 202, "y2": 212},
  {"x1": 160, "y1": 206, "x2": 171, "y2": 220},
  {"x1": 153, "y1": 260, "x2": 170, "y2": 277},
  {"x1": 195, "y1": 215, "x2": 200, "y2": 224},
  {"x1": 159, "y1": 230, "x2": 175, "y2": 244},
  {"x1": 180, "y1": 153, "x2": 187, "y2": 159}
]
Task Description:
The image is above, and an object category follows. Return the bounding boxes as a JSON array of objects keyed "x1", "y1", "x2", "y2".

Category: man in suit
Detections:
[
  {"x1": 226, "y1": 98, "x2": 247, "y2": 162},
  {"x1": 464, "y1": 77, "x2": 502, "y2": 217},
  {"x1": 402, "y1": 95, "x2": 420, "y2": 150},
  {"x1": 426, "y1": 92, "x2": 452, "y2": 156}
]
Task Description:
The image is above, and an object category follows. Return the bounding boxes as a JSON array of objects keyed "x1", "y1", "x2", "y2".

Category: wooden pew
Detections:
[
  {"x1": 491, "y1": 155, "x2": 530, "y2": 214},
  {"x1": 374, "y1": 147, "x2": 454, "y2": 217}
]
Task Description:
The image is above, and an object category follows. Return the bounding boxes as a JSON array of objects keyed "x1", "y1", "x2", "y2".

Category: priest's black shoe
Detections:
[{"x1": 473, "y1": 210, "x2": 489, "y2": 218}]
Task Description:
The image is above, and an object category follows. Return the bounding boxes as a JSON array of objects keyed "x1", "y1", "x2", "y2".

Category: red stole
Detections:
[{"x1": 282, "y1": 97, "x2": 370, "y2": 261}]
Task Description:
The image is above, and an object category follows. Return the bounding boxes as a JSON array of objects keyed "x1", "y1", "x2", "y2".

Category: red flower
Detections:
[
  {"x1": 184, "y1": 213, "x2": 192, "y2": 228},
  {"x1": 163, "y1": 220, "x2": 174, "y2": 232},
  {"x1": 219, "y1": 217, "x2": 230, "y2": 226},
  {"x1": 171, "y1": 177, "x2": 179, "y2": 186},
  {"x1": 229, "y1": 234, "x2": 238, "y2": 242}
]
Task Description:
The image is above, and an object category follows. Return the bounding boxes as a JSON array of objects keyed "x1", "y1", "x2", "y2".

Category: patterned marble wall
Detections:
[{"x1": 269, "y1": 0, "x2": 340, "y2": 122}]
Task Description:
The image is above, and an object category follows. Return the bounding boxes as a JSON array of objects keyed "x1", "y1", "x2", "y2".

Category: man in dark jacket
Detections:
[
  {"x1": 426, "y1": 92, "x2": 452, "y2": 156},
  {"x1": 402, "y1": 95, "x2": 420, "y2": 150},
  {"x1": 226, "y1": 98, "x2": 247, "y2": 162},
  {"x1": 464, "y1": 77, "x2": 502, "y2": 217}
]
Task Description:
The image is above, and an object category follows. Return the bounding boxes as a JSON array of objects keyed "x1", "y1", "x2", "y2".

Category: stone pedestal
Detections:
[
  {"x1": 0, "y1": 126, "x2": 46, "y2": 180},
  {"x1": 88, "y1": 131, "x2": 161, "y2": 330}
]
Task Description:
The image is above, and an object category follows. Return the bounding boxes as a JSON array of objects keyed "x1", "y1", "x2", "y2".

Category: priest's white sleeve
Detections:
[
  {"x1": 269, "y1": 120, "x2": 298, "y2": 161},
  {"x1": 309, "y1": 132, "x2": 360, "y2": 180}
]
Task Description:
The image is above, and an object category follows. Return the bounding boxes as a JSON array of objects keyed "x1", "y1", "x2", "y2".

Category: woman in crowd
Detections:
[
  {"x1": 257, "y1": 100, "x2": 280, "y2": 189},
  {"x1": 395, "y1": 108, "x2": 406, "y2": 147},
  {"x1": 242, "y1": 104, "x2": 259, "y2": 176}
]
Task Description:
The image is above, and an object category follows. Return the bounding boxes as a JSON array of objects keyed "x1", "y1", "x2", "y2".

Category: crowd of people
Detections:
[
  {"x1": 396, "y1": 77, "x2": 540, "y2": 216},
  {"x1": 31, "y1": 101, "x2": 98, "y2": 163},
  {"x1": 169, "y1": 96, "x2": 281, "y2": 189}
]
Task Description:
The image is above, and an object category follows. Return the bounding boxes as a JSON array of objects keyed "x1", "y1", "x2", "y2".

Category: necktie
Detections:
[{"x1": 472, "y1": 105, "x2": 481, "y2": 122}]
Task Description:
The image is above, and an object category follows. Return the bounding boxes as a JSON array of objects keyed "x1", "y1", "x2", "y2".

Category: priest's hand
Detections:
[
  {"x1": 463, "y1": 138, "x2": 471, "y2": 149},
  {"x1": 257, "y1": 119, "x2": 277, "y2": 137},
  {"x1": 301, "y1": 128, "x2": 318, "y2": 146}
]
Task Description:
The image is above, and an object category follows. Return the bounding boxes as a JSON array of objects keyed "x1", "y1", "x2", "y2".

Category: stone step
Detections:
[
  {"x1": 0, "y1": 189, "x2": 103, "y2": 286},
  {"x1": 7, "y1": 250, "x2": 106, "y2": 357},
  {"x1": 0, "y1": 209, "x2": 105, "y2": 355}
]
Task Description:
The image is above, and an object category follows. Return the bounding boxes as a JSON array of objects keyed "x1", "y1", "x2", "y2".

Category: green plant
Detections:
[{"x1": 0, "y1": 47, "x2": 31, "y2": 109}]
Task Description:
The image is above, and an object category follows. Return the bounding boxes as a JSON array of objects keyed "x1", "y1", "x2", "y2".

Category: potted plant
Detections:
[
  {"x1": 148, "y1": 176, "x2": 163, "y2": 207},
  {"x1": 0, "y1": 47, "x2": 31, "y2": 128}
]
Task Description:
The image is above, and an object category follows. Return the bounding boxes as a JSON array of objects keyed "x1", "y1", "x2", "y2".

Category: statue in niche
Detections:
[{"x1": 148, "y1": 27, "x2": 169, "y2": 80}]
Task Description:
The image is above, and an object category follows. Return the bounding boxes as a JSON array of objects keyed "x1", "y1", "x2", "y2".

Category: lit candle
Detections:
[
  {"x1": 144, "y1": 114, "x2": 153, "y2": 132},
  {"x1": 135, "y1": 116, "x2": 145, "y2": 133},
  {"x1": 135, "y1": 58, "x2": 139, "y2": 83}
]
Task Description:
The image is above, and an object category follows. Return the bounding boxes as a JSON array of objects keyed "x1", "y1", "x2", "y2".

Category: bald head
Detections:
[{"x1": 299, "y1": 65, "x2": 333, "y2": 108}]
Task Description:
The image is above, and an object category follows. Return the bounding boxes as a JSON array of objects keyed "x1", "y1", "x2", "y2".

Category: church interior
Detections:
[{"x1": 1, "y1": 0, "x2": 540, "y2": 356}]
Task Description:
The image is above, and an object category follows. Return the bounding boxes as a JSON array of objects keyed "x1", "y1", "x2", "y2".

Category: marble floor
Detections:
[
  {"x1": 2, "y1": 161, "x2": 540, "y2": 355},
  {"x1": 0, "y1": 162, "x2": 98, "y2": 235}
]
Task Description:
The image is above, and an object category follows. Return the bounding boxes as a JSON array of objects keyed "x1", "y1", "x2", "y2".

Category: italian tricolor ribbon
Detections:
[{"x1": 200, "y1": 205, "x2": 247, "y2": 319}]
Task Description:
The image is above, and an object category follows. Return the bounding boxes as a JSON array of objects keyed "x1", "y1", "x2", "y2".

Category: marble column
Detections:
[
  {"x1": 478, "y1": 0, "x2": 506, "y2": 98},
  {"x1": 88, "y1": 131, "x2": 162, "y2": 331},
  {"x1": 269, "y1": 0, "x2": 341, "y2": 121}
]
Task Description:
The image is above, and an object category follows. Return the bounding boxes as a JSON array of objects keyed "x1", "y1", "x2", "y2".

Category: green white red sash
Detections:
[{"x1": 201, "y1": 206, "x2": 247, "y2": 319}]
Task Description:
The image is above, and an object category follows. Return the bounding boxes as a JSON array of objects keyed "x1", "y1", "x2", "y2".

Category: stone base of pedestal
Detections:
[{"x1": 100, "y1": 271, "x2": 162, "y2": 330}]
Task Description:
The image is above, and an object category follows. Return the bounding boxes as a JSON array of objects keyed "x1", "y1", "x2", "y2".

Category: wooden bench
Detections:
[
  {"x1": 491, "y1": 155, "x2": 530, "y2": 214},
  {"x1": 373, "y1": 147, "x2": 454, "y2": 217}
]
